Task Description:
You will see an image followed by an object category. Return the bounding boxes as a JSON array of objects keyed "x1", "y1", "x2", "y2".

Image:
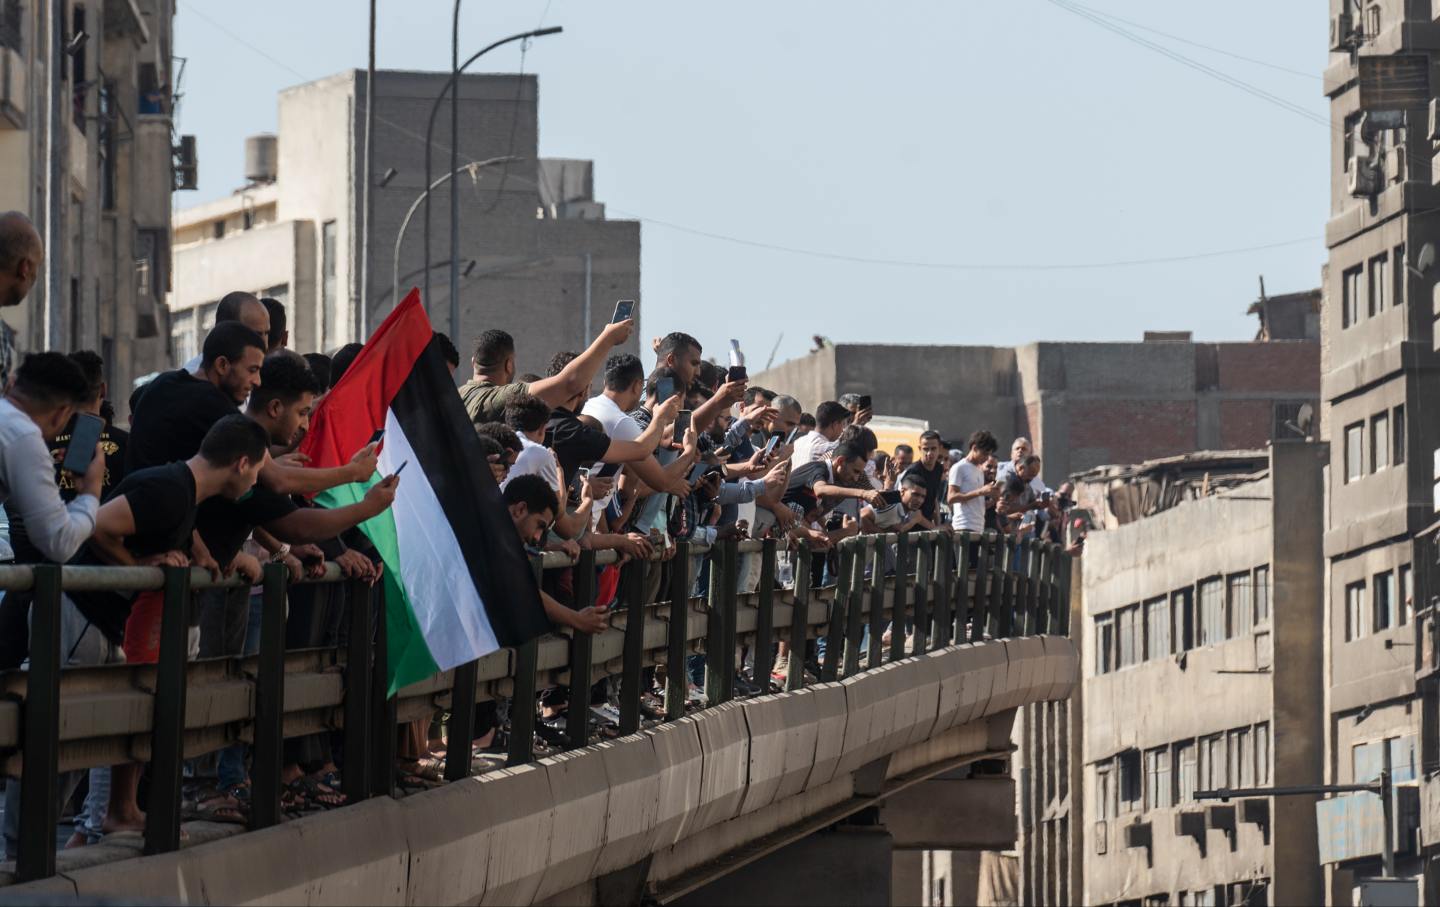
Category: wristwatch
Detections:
[{"x1": 270, "y1": 543, "x2": 292, "y2": 564}]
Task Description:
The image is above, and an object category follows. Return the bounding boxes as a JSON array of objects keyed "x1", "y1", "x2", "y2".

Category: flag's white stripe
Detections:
[{"x1": 379, "y1": 410, "x2": 500, "y2": 669}]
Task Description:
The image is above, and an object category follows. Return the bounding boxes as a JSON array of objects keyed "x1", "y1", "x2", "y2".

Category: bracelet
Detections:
[{"x1": 270, "y1": 544, "x2": 292, "y2": 563}]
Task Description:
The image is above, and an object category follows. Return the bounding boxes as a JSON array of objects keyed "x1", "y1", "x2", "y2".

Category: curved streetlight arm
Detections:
[
  {"x1": 422, "y1": 25, "x2": 563, "y2": 307},
  {"x1": 393, "y1": 156, "x2": 521, "y2": 312}
]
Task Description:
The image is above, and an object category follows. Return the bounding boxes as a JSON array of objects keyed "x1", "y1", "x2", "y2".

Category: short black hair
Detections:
[
  {"x1": 503, "y1": 472, "x2": 559, "y2": 517},
  {"x1": 1023, "y1": 453, "x2": 1042, "y2": 468},
  {"x1": 603, "y1": 354, "x2": 645, "y2": 393},
  {"x1": 1003, "y1": 474, "x2": 1028, "y2": 497},
  {"x1": 216, "y1": 291, "x2": 259, "y2": 324},
  {"x1": 743, "y1": 386, "x2": 774, "y2": 406},
  {"x1": 967, "y1": 430, "x2": 998, "y2": 455},
  {"x1": 815, "y1": 401, "x2": 849, "y2": 430},
  {"x1": 657, "y1": 332, "x2": 701, "y2": 359},
  {"x1": 67, "y1": 350, "x2": 105, "y2": 404},
  {"x1": 434, "y1": 332, "x2": 460, "y2": 368},
  {"x1": 838, "y1": 425, "x2": 877, "y2": 457},
  {"x1": 248, "y1": 351, "x2": 321, "y2": 411},
  {"x1": 503, "y1": 393, "x2": 551, "y2": 434},
  {"x1": 799, "y1": 413, "x2": 816, "y2": 430},
  {"x1": 645, "y1": 366, "x2": 681, "y2": 399},
  {"x1": 261, "y1": 297, "x2": 287, "y2": 338},
  {"x1": 696, "y1": 360, "x2": 724, "y2": 391},
  {"x1": 302, "y1": 353, "x2": 333, "y2": 391},
  {"x1": 199, "y1": 413, "x2": 270, "y2": 466},
  {"x1": 473, "y1": 330, "x2": 515, "y2": 369},
  {"x1": 832, "y1": 441, "x2": 867, "y2": 463},
  {"x1": 548, "y1": 351, "x2": 577, "y2": 378},
  {"x1": 517, "y1": 373, "x2": 542, "y2": 383},
  {"x1": 330, "y1": 343, "x2": 364, "y2": 386},
  {"x1": 201, "y1": 321, "x2": 266, "y2": 369},
  {"x1": 899, "y1": 471, "x2": 927, "y2": 491},
  {"x1": 919, "y1": 430, "x2": 943, "y2": 445},
  {"x1": 12, "y1": 352, "x2": 89, "y2": 407},
  {"x1": 893, "y1": 443, "x2": 914, "y2": 458},
  {"x1": 473, "y1": 432, "x2": 506, "y2": 464},
  {"x1": 476, "y1": 421, "x2": 522, "y2": 456}
]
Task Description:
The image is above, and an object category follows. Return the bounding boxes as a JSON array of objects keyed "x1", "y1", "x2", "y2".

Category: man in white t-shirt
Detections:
[
  {"x1": 947, "y1": 430, "x2": 1000, "y2": 532},
  {"x1": 790, "y1": 400, "x2": 849, "y2": 468}
]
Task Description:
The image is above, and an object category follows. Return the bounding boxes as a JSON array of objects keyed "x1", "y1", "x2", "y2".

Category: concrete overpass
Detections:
[{"x1": 0, "y1": 531, "x2": 1078, "y2": 906}]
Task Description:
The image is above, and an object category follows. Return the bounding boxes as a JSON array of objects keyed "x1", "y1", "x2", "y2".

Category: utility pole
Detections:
[
  {"x1": 42, "y1": 0, "x2": 65, "y2": 351},
  {"x1": 448, "y1": 0, "x2": 461, "y2": 340},
  {"x1": 359, "y1": 0, "x2": 376, "y2": 340}
]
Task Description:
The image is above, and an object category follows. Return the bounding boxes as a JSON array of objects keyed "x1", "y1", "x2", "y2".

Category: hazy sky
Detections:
[{"x1": 173, "y1": 0, "x2": 1327, "y2": 368}]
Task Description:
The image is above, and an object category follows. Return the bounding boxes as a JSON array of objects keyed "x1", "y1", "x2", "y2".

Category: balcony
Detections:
[{"x1": 1315, "y1": 787, "x2": 1420, "y2": 865}]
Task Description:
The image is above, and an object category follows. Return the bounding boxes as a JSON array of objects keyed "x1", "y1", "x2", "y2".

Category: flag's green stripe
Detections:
[{"x1": 316, "y1": 476, "x2": 441, "y2": 695}]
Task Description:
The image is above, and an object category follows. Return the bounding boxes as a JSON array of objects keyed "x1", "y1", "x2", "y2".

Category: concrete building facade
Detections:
[
  {"x1": 1319, "y1": 2, "x2": 1440, "y2": 899},
  {"x1": 168, "y1": 70, "x2": 639, "y2": 377},
  {"x1": 0, "y1": 0, "x2": 175, "y2": 406},
  {"x1": 1015, "y1": 443, "x2": 1326, "y2": 906},
  {"x1": 751, "y1": 318, "x2": 1319, "y2": 489}
]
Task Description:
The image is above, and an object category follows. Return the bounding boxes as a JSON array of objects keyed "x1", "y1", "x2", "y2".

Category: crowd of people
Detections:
[{"x1": 0, "y1": 208, "x2": 1083, "y2": 848}]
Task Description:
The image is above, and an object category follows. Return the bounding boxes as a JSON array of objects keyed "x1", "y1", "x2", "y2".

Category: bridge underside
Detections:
[{"x1": 0, "y1": 636, "x2": 1077, "y2": 906}]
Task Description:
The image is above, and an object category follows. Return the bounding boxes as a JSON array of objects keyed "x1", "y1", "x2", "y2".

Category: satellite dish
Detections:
[
  {"x1": 1410, "y1": 242, "x2": 1435, "y2": 277},
  {"x1": 1297, "y1": 402, "x2": 1314, "y2": 435}
]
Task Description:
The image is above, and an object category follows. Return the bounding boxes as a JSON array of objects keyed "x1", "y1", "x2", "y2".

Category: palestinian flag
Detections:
[{"x1": 299, "y1": 290, "x2": 549, "y2": 694}]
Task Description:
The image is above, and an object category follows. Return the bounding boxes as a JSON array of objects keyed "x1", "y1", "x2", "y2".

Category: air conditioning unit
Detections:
[
  {"x1": 0, "y1": 45, "x2": 25, "y2": 130},
  {"x1": 1385, "y1": 146, "x2": 1405, "y2": 184},
  {"x1": 1429, "y1": 99, "x2": 1440, "y2": 142},
  {"x1": 1330, "y1": 12, "x2": 1355, "y2": 52},
  {"x1": 1349, "y1": 156, "x2": 1381, "y2": 197}
]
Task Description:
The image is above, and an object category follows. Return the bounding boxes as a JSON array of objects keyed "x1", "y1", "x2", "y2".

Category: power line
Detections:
[
  {"x1": 618, "y1": 212, "x2": 1321, "y2": 271},
  {"x1": 1043, "y1": 0, "x2": 1333, "y2": 130},
  {"x1": 1071, "y1": 0, "x2": 1320, "y2": 81}
]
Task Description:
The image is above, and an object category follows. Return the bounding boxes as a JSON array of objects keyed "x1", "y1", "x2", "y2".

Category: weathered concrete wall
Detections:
[{"x1": 0, "y1": 638, "x2": 1077, "y2": 907}]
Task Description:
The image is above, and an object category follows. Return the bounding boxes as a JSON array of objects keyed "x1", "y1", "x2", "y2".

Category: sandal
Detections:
[
  {"x1": 395, "y1": 771, "x2": 443, "y2": 792},
  {"x1": 185, "y1": 794, "x2": 247, "y2": 825},
  {"x1": 287, "y1": 776, "x2": 347, "y2": 810}
]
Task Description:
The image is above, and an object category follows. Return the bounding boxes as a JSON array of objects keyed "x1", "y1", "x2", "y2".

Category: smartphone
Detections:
[
  {"x1": 727, "y1": 365, "x2": 748, "y2": 382},
  {"x1": 369, "y1": 428, "x2": 386, "y2": 445},
  {"x1": 857, "y1": 394, "x2": 872, "y2": 411},
  {"x1": 879, "y1": 490, "x2": 903, "y2": 507},
  {"x1": 589, "y1": 462, "x2": 623, "y2": 480},
  {"x1": 785, "y1": 426, "x2": 802, "y2": 445},
  {"x1": 714, "y1": 445, "x2": 732, "y2": 459},
  {"x1": 611, "y1": 299, "x2": 636, "y2": 323},
  {"x1": 687, "y1": 462, "x2": 708, "y2": 483},
  {"x1": 763, "y1": 434, "x2": 780, "y2": 456},
  {"x1": 392, "y1": 460, "x2": 409, "y2": 476},
  {"x1": 655, "y1": 376, "x2": 676, "y2": 403},
  {"x1": 61, "y1": 413, "x2": 105, "y2": 476},
  {"x1": 673, "y1": 410, "x2": 692, "y2": 444}
]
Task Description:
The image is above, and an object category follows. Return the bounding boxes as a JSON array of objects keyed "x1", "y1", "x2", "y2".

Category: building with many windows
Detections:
[
  {"x1": 0, "y1": 0, "x2": 177, "y2": 411},
  {"x1": 167, "y1": 70, "x2": 640, "y2": 376},
  {"x1": 1016, "y1": 442, "x2": 1326, "y2": 906}
]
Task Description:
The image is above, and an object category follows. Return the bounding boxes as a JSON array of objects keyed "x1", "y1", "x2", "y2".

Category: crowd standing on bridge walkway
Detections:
[{"x1": 0, "y1": 210, "x2": 1084, "y2": 853}]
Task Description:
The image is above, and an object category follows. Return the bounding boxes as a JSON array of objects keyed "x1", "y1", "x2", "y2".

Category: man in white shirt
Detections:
[
  {"x1": 790, "y1": 400, "x2": 849, "y2": 468},
  {"x1": 947, "y1": 430, "x2": 1000, "y2": 533}
]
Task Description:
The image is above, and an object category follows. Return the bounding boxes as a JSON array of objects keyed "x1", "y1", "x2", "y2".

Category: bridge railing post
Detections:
[
  {"x1": 16, "y1": 564, "x2": 61, "y2": 882},
  {"x1": 144, "y1": 565, "x2": 192, "y2": 855},
  {"x1": 251, "y1": 562, "x2": 290, "y2": 826},
  {"x1": 821, "y1": 540, "x2": 855, "y2": 683},
  {"x1": 933, "y1": 533, "x2": 954, "y2": 649},
  {"x1": 842, "y1": 536, "x2": 868, "y2": 677},
  {"x1": 506, "y1": 554, "x2": 544, "y2": 767},
  {"x1": 971, "y1": 533, "x2": 992, "y2": 641},
  {"x1": 989, "y1": 534, "x2": 1009, "y2": 639},
  {"x1": 753, "y1": 539, "x2": 778, "y2": 688},
  {"x1": 867, "y1": 537, "x2": 886, "y2": 668},
  {"x1": 566, "y1": 549, "x2": 597, "y2": 749},
  {"x1": 342, "y1": 577, "x2": 375, "y2": 801},
  {"x1": 891, "y1": 534, "x2": 910, "y2": 662},
  {"x1": 618, "y1": 558, "x2": 648, "y2": 736},
  {"x1": 912, "y1": 536, "x2": 930, "y2": 655},
  {"x1": 665, "y1": 541, "x2": 692, "y2": 719},
  {"x1": 954, "y1": 531, "x2": 973, "y2": 643},
  {"x1": 787, "y1": 546, "x2": 811, "y2": 691}
]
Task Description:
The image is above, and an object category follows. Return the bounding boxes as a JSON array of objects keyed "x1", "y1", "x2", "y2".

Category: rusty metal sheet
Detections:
[{"x1": 1359, "y1": 56, "x2": 1431, "y2": 109}]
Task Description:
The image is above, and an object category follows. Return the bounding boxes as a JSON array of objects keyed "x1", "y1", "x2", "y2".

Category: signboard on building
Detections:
[{"x1": 1359, "y1": 56, "x2": 1431, "y2": 109}]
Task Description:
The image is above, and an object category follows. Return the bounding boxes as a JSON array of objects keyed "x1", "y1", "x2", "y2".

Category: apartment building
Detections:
[
  {"x1": 0, "y1": 0, "x2": 176, "y2": 409},
  {"x1": 168, "y1": 70, "x2": 640, "y2": 375},
  {"x1": 1321, "y1": 0, "x2": 1440, "y2": 899}
]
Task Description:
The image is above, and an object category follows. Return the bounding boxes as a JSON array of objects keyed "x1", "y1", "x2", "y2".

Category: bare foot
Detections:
[
  {"x1": 63, "y1": 830, "x2": 88, "y2": 849},
  {"x1": 101, "y1": 811, "x2": 146, "y2": 836}
]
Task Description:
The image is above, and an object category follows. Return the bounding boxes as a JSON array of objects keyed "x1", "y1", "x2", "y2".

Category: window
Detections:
[
  {"x1": 1372, "y1": 412, "x2": 1390, "y2": 472},
  {"x1": 1346, "y1": 422, "x2": 1365, "y2": 482},
  {"x1": 1342, "y1": 265, "x2": 1363, "y2": 328},
  {"x1": 1254, "y1": 565, "x2": 1271, "y2": 625},
  {"x1": 1095, "y1": 614, "x2": 1114, "y2": 675},
  {"x1": 212, "y1": 220, "x2": 226, "y2": 240},
  {"x1": 321, "y1": 219, "x2": 339, "y2": 350},
  {"x1": 1227, "y1": 572, "x2": 1253, "y2": 636},
  {"x1": 1199, "y1": 578, "x2": 1226, "y2": 646},
  {"x1": 1367, "y1": 2, "x2": 1382, "y2": 37},
  {"x1": 1095, "y1": 764, "x2": 1112, "y2": 820},
  {"x1": 1347, "y1": 581, "x2": 1368, "y2": 641},
  {"x1": 1394, "y1": 405, "x2": 1406, "y2": 465},
  {"x1": 1201, "y1": 734, "x2": 1226, "y2": 791},
  {"x1": 1173, "y1": 587, "x2": 1194, "y2": 652},
  {"x1": 1230, "y1": 727, "x2": 1253, "y2": 788},
  {"x1": 1256, "y1": 723, "x2": 1271, "y2": 786},
  {"x1": 1401, "y1": 564, "x2": 1414, "y2": 626},
  {"x1": 1118, "y1": 750, "x2": 1142, "y2": 813},
  {"x1": 1374, "y1": 570, "x2": 1395, "y2": 632},
  {"x1": 1146, "y1": 747, "x2": 1172, "y2": 810},
  {"x1": 1176, "y1": 741, "x2": 1197, "y2": 803},
  {"x1": 1369, "y1": 253, "x2": 1388, "y2": 316},
  {"x1": 1144, "y1": 597, "x2": 1170, "y2": 661},
  {"x1": 1395, "y1": 244, "x2": 1406, "y2": 305},
  {"x1": 1118, "y1": 604, "x2": 1141, "y2": 669},
  {"x1": 1391, "y1": 735, "x2": 1418, "y2": 783}
]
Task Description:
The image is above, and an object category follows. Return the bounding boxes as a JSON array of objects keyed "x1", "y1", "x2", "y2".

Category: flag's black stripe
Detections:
[{"x1": 390, "y1": 338, "x2": 550, "y2": 647}]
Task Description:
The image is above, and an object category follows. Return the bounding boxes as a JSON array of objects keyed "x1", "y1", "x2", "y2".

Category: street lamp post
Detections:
[
  {"x1": 420, "y1": 25, "x2": 562, "y2": 318},
  {"x1": 393, "y1": 156, "x2": 519, "y2": 322}
]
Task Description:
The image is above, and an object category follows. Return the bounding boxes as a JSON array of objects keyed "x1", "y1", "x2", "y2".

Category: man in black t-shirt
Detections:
[
  {"x1": 61, "y1": 415, "x2": 272, "y2": 838},
  {"x1": 898, "y1": 429, "x2": 947, "y2": 525}
]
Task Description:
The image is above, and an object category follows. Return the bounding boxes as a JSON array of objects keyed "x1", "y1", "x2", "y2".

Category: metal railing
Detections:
[{"x1": 0, "y1": 528, "x2": 1072, "y2": 883}]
